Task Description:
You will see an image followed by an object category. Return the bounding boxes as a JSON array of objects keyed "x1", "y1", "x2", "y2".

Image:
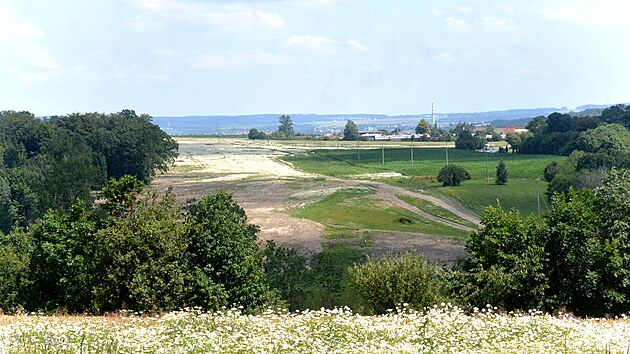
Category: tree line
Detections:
[
  {"x1": 520, "y1": 105, "x2": 630, "y2": 194},
  {"x1": 0, "y1": 110, "x2": 178, "y2": 233}
]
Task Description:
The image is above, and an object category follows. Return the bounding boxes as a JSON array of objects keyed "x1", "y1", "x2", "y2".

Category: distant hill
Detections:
[{"x1": 153, "y1": 103, "x2": 626, "y2": 135}]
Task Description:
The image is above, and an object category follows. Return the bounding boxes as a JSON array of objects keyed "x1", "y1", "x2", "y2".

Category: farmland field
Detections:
[
  {"x1": 153, "y1": 137, "x2": 475, "y2": 264},
  {"x1": 1, "y1": 307, "x2": 628, "y2": 353}
]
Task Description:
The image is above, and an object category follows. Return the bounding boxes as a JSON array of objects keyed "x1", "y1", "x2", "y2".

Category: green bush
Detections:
[
  {"x1": 495, "y1": 160, "x2": 508, "y2": 185},
  {"x1": 437, "y1": 165, "x2": 471, "y2": 186},
  {"x1": 0, "y1": 230, "x2": 31, "y2": 313},
  {"x1": 459, "y1": 206, "x2": 548, "y2": 311},
  {"x1": 348, "y1": 251, "x2": 444, "y2": 314},
  {"x1": 185, "y1": 191, "x2": 272, "y2": 312},
  {"x1": 93, "y1": 189, "x2": 189, "y2": 313},
  {"x1": 262, "y1": 241, "x2": 310, "y2": 310}
]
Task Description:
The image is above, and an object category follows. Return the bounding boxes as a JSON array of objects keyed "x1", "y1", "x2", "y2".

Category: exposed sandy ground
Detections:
[{"x1": 155, "y1": 137, "x2": 473, "y2": 264}]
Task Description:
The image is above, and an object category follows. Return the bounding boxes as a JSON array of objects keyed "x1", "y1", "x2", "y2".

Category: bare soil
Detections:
[{"x1": 153, "y1": 137, "x2": 474, "y2": 265}]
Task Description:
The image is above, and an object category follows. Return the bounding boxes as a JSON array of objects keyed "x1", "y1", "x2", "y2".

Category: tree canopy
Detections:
[
  {"x1": 0, "y1": 109, "x2": 178, "y2": 233},
  {"x1": 415, "y1": 118, "x2": 432, "y2": 136},
  {"x1": 277, "y1": 115, "x2": 295, "y2": 138},
  {"x1": 344, "y1": 120, "x2": 360, "y2": 141}
]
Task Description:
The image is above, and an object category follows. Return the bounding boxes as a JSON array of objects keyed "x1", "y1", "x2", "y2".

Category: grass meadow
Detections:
[
  {"x1": 284, "y1": 147, "x2": 563, "y2": 216},
  {"x1": 1, "y1": 306, "x2": 628, "y2": 353},
  {"x1": 397, "y1": 195, "x2": 478, "y2": 228},
  {"x1": 293, "y1": 187, "x2": 469, "y2": 239}
]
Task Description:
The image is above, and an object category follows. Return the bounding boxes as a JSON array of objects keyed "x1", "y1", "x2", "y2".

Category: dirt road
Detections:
[{"x1": 155, "y1": 137, "x2": 479, "y2": 265}]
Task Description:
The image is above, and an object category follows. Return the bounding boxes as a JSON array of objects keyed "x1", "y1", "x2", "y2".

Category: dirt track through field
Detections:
[{"x1": 156, "y1": 138, "x2": 478, "y2": 264}]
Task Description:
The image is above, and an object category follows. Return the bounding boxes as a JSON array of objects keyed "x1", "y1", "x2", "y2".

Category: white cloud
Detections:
[
  {"x1": 255, "y1": 9, "x2": 285, "y2": 30},
  {"x1": 155, "y1": 49, "x2": 295, "y2": 68},
  {"x1": 456, "y1": 5, "x2": 473, "y2": 13},
  {"x1": 480, "y1": 16, "x2": 516, "y2": 32},
  {"x1": 345, "y1": 39, "x2": 368, "y2": 51},
  {"x1": 431, "y1": 7, "x2": 445, "y2": 16},
  {"x1": 286, "y1": 35, "x2": 367, "y2": 52},
  {"x1": 538, "y1": 0, "x2": 630, "y2": 26},
  {"x1": 0, "y1": 7, "x2": 45, "y2": 41},
  {"x1": 445, "y1": 17, "x2": 469, "y2": 31},
  {"x1": 126, "y1": 0, "x2": 286, "y2": 32},
  {"x1": 434, "y1": 51, "x2": 455, "y2": 62},
  {"x1": 19, "y1": 65, "x2": 85, "y2": 83},
  {"x1": 13, "y1": 22, "x2": 45, "y2": 40}
]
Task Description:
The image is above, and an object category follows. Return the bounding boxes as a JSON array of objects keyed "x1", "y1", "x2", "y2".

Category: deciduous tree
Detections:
[{"x1": 344, "y1": 120, "x2": 359, "y2": 141}]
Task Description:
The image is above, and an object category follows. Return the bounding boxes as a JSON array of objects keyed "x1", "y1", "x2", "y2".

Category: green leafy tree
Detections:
[
  {"x1": 542, "y1": 188, "x2": 621, "y2": 314},
  {"x1": 277, "y1": 115, "x2": 295, "y2": 138},
  {"x1": 437, "y1": 165, "x2": 471, "y2": 186},
  {"x1": 0, "y1": 229, "x2": 32, "y2": 313},
  {"x1": 185, "y1": 191, "x2": 271, "y2": 312},
  {"x1": 455, "y1": 130, "x2": 483, "y2": 150},
  {"x1": 344, "y1": 120, "x2": 360, "y2": 141},
  {"x1": 505, "y1": 133, "x2": 521, "y2": 154},
  {"x1": 459, "y1": 206, "x2": 548, "y2": 311},
  {"x1": 495, "y1": 160, "x2": 508, "y2": 185},
  {"x1": 577, "y1": 124, "x2": 630, "y2": 154},
  {"x1": 262, "y1": 241, "x2": 310, "y2": 310},
  {"x1": 592, "y1": 168, "x2": 630, "y2": 313},
  {"x1": 248, "y1": 128, "x2": 267, "y2": 140},
  {"x1": 543, "y1": 161, "x2": 559, "y2": 182},
  {"x1": 25, "y1": 200, "x2": 102, "y2": 312},
  {"x1": 415, "y1": 118, "x2": 432, "y2": 136},
  {"x1": 348, "y1": 251, "x2": 443, "y2": 314},
  {"x1": 101, "y1": 175, "x2": 145, "y2": 218},
  {"x1": 93, "y1": 188, "x2": 188, "y2": 312}
]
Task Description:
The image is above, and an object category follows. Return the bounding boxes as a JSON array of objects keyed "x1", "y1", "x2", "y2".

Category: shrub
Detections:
[
  {"x1": 437, "y1": 165, "x2": 471, "y2": 186},
  {"x1": 348, "y1": 251, "x2": 444, "y2": 314},
  {"x1": 185, "y1": 191, "x2": 272, "y2": 312},
  {"x1": 0, "y1": 230, "x2": 31, "y2": 313},
  {"x1": 262, "y1": 241, "x2": 310, "y2": 310},
  {"x1": 495, "y1": 160, "x2": 508, "y2": 185}
]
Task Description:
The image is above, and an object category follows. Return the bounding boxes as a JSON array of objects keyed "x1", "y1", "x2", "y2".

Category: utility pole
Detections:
[
  {"x1": 485, "y1": 144, "x2": 489, "y2": 184},
  {"x1": 382, "y1": 143, "x2": 385, "y2": 165},
  {"x1": 411, "y1": 138, "x2": 414, "y2": 167},
  {"x1": 445, "y1": 143, "x2": 449, "y2": 165}
]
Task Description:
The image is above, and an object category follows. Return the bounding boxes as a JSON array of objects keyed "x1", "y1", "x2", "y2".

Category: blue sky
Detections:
[{"x1": 1, "y1": 0, "x2": 629, "y2": 116}]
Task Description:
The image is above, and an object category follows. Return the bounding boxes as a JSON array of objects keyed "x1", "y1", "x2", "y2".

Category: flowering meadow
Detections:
[{"x1": 0, "y1": 305, "x2": 628, "y2": 353}]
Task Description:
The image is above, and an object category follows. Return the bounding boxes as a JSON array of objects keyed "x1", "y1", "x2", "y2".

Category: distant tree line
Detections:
[
  {"x1": 520, "y1": 105, "x2": 630, "y2": 194},
  {"x1": 0, "y1": 109, "x2": 178, "y2": 234}
]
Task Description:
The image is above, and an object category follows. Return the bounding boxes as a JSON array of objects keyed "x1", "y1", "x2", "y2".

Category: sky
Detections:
[{"x1": 0, "y1": 0, "x2": 629, "y2": 117}]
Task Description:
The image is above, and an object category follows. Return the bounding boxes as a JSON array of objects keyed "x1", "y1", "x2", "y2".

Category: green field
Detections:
[
  {"x1": 293, "y1": 187, "x2": 468, "y2": 239},
  {"x1": 284, "y1": 147, "x2": 563, "y2": 216},
  {"x1": 430, "y1": 179, "x2": 550, "y2": 216},
  {"x1": 397, "y1": 195, "x2": 478, "y2": 228},
  {"x1": 283, "y1": 147, "x2": 562, "y2": 180}
]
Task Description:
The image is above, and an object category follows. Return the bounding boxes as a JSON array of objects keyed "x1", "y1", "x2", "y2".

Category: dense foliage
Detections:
[
  {"x1": 437, "y1": 165, "x2": 471, "y2": 186},
  {"x1": 0, "y1": 110, "x2": 178, "y2": 233},
  {"x1": 457, "y1": 168, "x2": 630, "y2": 315},
  {"x1": 0, "y1": 177, "x2": 272, "y2": 314},
  {"x1": 415, "y1": 118, "x2": 432, "y2": 136},
  {"x1": 455, "y1": 130, "x2": 484, "y2": 150},
  {"x1": 514, "y1": 105, "x2": 630, "y2": 194},
  {"x1": 348, "y1": 251, "x2": 444, "y2": 314},
  {"x1": 343, "y1": 120, "x2": 360, "y2": 141}
]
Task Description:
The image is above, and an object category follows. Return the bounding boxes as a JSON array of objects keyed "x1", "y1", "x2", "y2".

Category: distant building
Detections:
[{"x1": 496, "y1": 126, "x2": 528, "y2": 140}]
